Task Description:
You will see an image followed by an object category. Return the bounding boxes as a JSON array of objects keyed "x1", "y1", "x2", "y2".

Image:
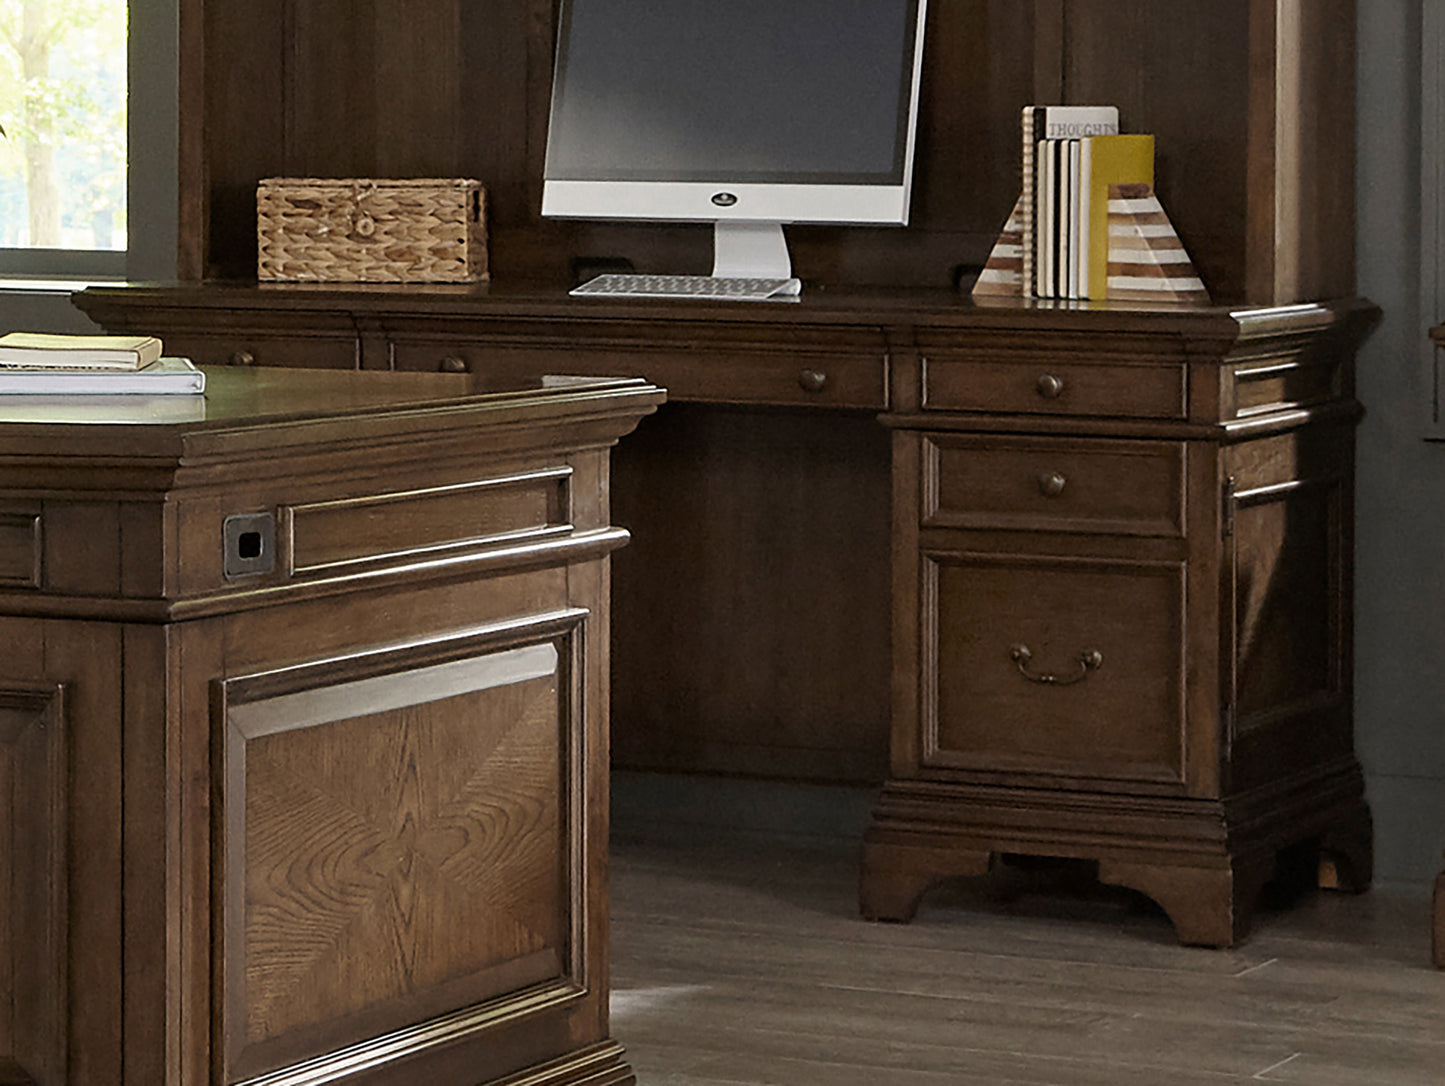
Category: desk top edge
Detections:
[{"x1": 71, "y1": 281, "x2": 1379, "y2": 340}]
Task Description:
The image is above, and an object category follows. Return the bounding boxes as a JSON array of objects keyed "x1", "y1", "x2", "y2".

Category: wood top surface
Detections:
[
  {"x1": 74, "y1": 281, "x2": 1378, "y2": 343},
  {"x1": 0, "y1": 366, "x2": 664, "y2": 443}
]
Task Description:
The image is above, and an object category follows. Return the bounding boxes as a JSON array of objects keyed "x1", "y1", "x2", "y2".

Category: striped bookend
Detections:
[
  {"x1": 971, "y1": 195, "x2": 1025, "y2": 296},
  {"x1": 1106, "y1": 183, "x2": 1209, "y2": 303}
]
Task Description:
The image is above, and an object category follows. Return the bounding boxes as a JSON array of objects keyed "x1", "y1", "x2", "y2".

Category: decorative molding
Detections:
[
  {"x1": 0, "y1": 684, "x2": 67, "y2": 1085},
  {"x1": 214, "y1": 611, "x2": 591, "y2": 1084}
]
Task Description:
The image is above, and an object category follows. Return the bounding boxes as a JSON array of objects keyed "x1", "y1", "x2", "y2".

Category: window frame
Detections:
[{"x1": 0, "y1": 0, "x2": 177, "y2": 281}]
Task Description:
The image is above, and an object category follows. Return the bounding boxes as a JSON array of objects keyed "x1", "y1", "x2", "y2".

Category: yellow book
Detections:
[{"x1": 1079, "y1": 134, "x2": 1154, "y2": 299}]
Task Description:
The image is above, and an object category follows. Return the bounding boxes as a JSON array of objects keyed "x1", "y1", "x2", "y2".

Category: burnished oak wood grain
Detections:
[
  {"x1": 0, "y1": 370, "x2": 661, "y2": 1085},
  {"x1": 0, "y1": 685, "x2": 66, "y2": 1086},
  {"x1": 865, "y1": 297, "x2": 1375, "y2": 948},
  {"x1": 173, "y1": 0, "x2": 1351, "y2": 306},
  {"x1": 79, "y1": 284, "x2": 1377, "y2": 950}
]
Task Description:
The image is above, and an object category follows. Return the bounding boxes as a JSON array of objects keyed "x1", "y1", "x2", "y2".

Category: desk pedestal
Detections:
[{"x1": 0, "y1": 369, "x2": 662, "y2": 1085}]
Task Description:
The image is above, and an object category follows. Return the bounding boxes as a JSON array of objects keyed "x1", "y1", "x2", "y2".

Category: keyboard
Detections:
[{"x1": 570, "y1": 273, "x2": 802, "y2": 301}]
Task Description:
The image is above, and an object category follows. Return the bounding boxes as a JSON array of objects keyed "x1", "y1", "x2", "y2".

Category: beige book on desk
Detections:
[{"x1": 0, "y1": 332, "x2": 164, "y2": 371}]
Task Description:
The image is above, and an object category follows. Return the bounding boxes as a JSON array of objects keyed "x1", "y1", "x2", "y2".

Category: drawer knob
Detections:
[
  {"x1": 1036, "y1": 373, "x2": 1065, "y2": 399},
  {"x1": 798, "y1": 368, "x2": 828, "y2": 393},
  {"x1": 1038, "y1": 471, "x2": 1067, "y2": 497},
  {"x1": 1009, "y1": 644, "x2": 1103, "y2": 686},
  {"x1": 229, "y1": 350, "x2": 256, "y2": 367},
  {"x1": 439, "y1": 355, "x2": 469, "y2": 373}
]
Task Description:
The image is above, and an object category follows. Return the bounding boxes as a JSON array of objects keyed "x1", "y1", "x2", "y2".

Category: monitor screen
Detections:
[{"x1": 542, "y1": 0, "x2": 927, "y2": 227}]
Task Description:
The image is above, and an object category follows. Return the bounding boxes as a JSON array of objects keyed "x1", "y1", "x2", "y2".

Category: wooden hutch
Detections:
[{"x1": 66, "y1": 9, "x2": 1375, "y2": 1079}]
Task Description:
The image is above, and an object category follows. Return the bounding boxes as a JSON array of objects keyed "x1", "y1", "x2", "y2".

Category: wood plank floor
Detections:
[{"x1": 608, "y1": 832, "x2": 1445, "y2": 1084}]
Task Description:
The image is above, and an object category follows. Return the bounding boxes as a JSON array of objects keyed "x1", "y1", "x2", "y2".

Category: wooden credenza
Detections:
[
  {"x1": 0, "y1": 366, "x2": 662, "y2": 1085},
  {"x1": 76, "y1": 283, "x2": 1376, "y2": 949}
]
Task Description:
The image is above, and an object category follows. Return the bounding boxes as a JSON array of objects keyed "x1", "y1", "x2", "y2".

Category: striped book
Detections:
[{"x1": 1105, "y1": 183, "x2": 1209, "y2": 302}]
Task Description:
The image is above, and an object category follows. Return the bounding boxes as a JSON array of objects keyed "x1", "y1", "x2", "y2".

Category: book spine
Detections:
[
  {"x1": 1067, "y1": 139, "x2": 1081, "y2": 300},
  {"x1": 1078, "y1": 138, "x2": 1093, "y2": 298},
  {"x1": 1039, "y1": 140, "x2": 1052, "y2": 298},
  {"x1": 1021, "y1": 106, "x2": 1036, "y2": 297}
]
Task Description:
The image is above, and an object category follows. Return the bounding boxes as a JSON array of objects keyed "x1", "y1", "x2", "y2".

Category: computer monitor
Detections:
[{"x1": 541, "y1": 0, "x2": 928, "y2": 284}]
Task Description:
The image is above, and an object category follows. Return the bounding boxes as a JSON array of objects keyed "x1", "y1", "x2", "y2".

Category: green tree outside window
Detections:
[{"x1": 1, "y1": 0, "x2": 127, "y2": 251}]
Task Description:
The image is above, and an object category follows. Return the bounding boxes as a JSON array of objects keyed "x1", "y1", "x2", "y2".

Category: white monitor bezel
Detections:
[{"x1": 540, "y1": 0, "x2": 928, "y2": 229}]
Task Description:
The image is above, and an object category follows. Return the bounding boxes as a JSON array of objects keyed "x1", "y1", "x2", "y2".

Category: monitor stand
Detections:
[{"x1": 711, "y1": 222, "x2": 802, "y2": 294}]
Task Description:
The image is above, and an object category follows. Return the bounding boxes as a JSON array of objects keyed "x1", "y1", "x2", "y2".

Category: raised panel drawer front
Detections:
[
  {"x1": 215, "y1": 616, "x2": 587, "y2": 1083},
  {"x1": 923, "y1": 551, "x2": 1187, "y2": 788},
  {"x1": 924, "y1": 435, "x2": 1185, "y2": 537},
  {"x1": 162, "y1": 333, "x2": 359, "y2": 369},
  {"x1": 388, "y1": 340, "x2": 888, "y2": 408},
  {"x1": 921, "y1": 354, "x2": 1186, "y2": 419},
  {"x1": 283, "y1": 469, "x2": 573, "y2": 577}
]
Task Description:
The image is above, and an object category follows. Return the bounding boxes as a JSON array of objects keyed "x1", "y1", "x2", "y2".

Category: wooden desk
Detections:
[
  {"x1": 77, "y1": 283, "x2": 1376, "y2": 948},
  {"x1": 0, "y1": 367, "x2": 662, "y2": 1085}
]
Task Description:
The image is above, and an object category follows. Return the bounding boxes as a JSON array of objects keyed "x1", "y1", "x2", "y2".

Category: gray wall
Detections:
[{"x1": 1355, "y1": 0, "x2": 1444, "y2": 892}]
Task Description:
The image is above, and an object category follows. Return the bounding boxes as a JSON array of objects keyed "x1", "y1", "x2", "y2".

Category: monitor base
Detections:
[{"x1": 712, "y1": 221, "x2": 795, "y2": 282}]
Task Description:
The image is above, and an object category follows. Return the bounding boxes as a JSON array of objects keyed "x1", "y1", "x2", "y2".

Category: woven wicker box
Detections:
[{"x1": 256, "y1": 178, "x2": 488, "y2": 283}]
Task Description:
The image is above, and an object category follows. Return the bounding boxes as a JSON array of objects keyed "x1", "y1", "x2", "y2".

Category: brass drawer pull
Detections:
[
  {"x1": 229, "y1": 349, "x2": 256, "y2": 367},
  {"x1": 798, "y1": 368, "x2": 828, "y2": 393},
  {"x1": 1038, "y1": 471, "x2": 1067, "y2": 497},
  {"x1": 439, "y1": 355, "x2": 469, "y2": 373},
  {"x1": 1036, "y1": 373, "x2": 1065, "y2": 399},
  {"x1": 1009, "y1": 644, "x2": 1103, "y2": 686}
]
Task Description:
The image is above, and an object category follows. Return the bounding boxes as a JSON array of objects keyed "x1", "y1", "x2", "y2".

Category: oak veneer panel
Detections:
[
  {"x1": 201, "y1": 0, "x2": 287, "y2": 278},
  {"x1": 41, "y1": 502, "x2": 120, "y2": 597},
  {"x1": 221, "y1": 638, "x2": 574, "y2": 1080},
  {"x1": 373, "y1": 0, "x2": 463, "y2": 177},
  {"x1": 0, "y1": 687, "x2": 66, "y2": 1086},
  {"x1": 1061, "y1": 0, "x2": 1355, "y2": 304},
  {"x1": 162, "y1": 331, "x2": 359, "y2": 370},
  {"x1": 926, "y1": 552, "x2": 1187, "y2": 787},
  {"x1": 284, "y1": 469, "x2": 572, "y2": 575},
  {"x1": 1063, "y1": 0, "x2": 1250, "y2": 303},
  {"x1": 0, "y1": 511, "x2": 41, "y2": 589},
  {"x1": 46, "y1": 624, "x2": 125, "y2": 1083},
  {"x1": 0, "y1": 371, "x2": 658, "y2": 1085},
  {"x1": 1232, "y1": 484, "x2": 1338, "y2": 729},
  {"x1": 921, "y1": 354, "x2": 1187, "y2": 420},
  {"x1": 924, "y1": 435, "x2": 1185, "y2": 538},
  {"x1": 459, "y1": 0, "x2": 550, "y2": 237},
  {"x1": 609, "y1": 406, "x2": 891, "y2": 781},
  {"x1": 182, "y1": 0, "x2": 1356, "y2": 292}
]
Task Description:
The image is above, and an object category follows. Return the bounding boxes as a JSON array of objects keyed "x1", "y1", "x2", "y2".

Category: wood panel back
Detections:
[{"x1": 183, "y1": 0, "x2": 1354, "y2": 301}]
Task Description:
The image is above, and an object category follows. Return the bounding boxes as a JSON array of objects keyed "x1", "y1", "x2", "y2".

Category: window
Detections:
[{"x1": 0, "y1": 0, "x2": 175, "y2": 280}]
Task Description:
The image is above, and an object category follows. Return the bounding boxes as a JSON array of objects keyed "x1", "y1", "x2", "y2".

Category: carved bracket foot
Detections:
[
  {"x1": 1317, "y1": 803, "x2": 1374, "y2": 893},
  {"x1": 859, "y1": 837, "x2": 991, "y2": 923},
  {"x1": 1098, "y1": 857, "x2": 1272, "y2": 949}
]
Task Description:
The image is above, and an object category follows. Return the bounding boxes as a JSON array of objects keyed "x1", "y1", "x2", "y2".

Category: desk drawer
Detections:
[
  {"x1": 389, "y1": 341, "x2": 888, "y2": 409},
  {"x1": 923, "y1": 434, "x2": 1185, "y2": 537},
  {"x1": 922, "y1": 355, "x2": 1186, "y2": 420},
  {"x1": 924, "y1": 550, "x2": 1187, "y2": 787},
  {"x1": 164, "y1": 333, "x2": 359, "y2": 370}
]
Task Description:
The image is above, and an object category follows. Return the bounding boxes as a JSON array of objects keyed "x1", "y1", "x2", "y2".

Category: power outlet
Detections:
[{"x1": 223, "y1": 512, "x2": 276, "y2": 578}]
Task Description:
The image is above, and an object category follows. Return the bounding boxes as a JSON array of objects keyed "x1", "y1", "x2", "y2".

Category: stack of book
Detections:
[
  {"x1": 0, "y1": 333, "x2": 205, "y2": 394},
  {"x1": 974, "y1": 105, "x2": 1208, "y2": 304}
]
